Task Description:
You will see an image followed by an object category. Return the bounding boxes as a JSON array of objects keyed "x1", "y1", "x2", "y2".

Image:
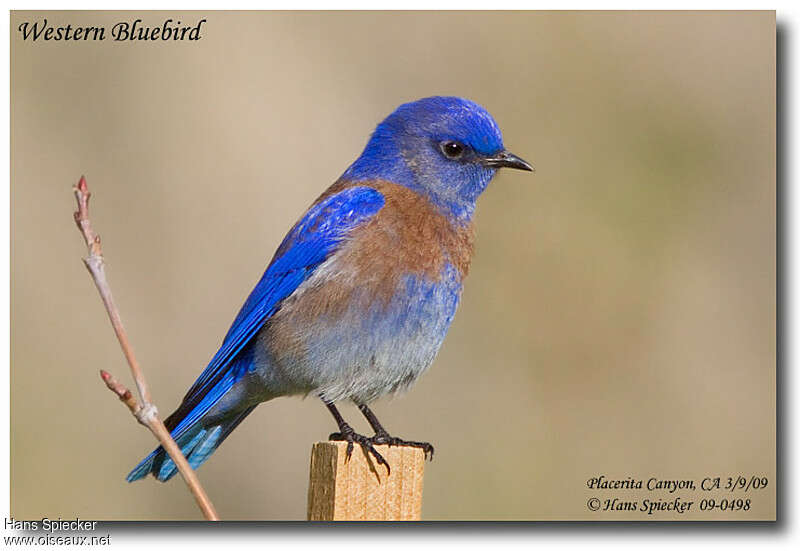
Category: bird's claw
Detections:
[
  {"x1": 370, "y1": 433, "x2": 435, "y2": 461},
  {"x1": 329, "y1": 429, "x2": 391, "y2": 474}
]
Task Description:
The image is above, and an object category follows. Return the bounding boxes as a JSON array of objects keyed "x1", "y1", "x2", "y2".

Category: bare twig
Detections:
[{"x1": 73, "y1": 176, "x2": 219, "y2": 521}]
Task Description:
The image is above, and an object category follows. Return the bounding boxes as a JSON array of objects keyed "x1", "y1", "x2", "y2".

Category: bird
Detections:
[{"x1": 127, "y1": 96, "x2": 533, "y2": 482}]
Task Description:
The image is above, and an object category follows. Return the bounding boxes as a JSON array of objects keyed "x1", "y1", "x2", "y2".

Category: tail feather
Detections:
[
  {"x1": 126, "y1": 450, "x2": 159, "y2": 483},
  {"x1": 126, "y1": 405, "x2": 257, "y2": 483},
  {"x1": 154, "y1": 428, "x2": 208, "y2": 481},
  {"x1": 126, "y1": 426, "x2": 205, "y2": 483}
]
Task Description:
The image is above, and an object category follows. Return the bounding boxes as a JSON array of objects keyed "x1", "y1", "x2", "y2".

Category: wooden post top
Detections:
[{"x1": 307, "y1": 441, "x2": 426, "y2": 521}]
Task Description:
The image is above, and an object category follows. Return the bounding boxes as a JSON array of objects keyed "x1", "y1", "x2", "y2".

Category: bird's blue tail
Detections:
[{"x1": 126, "y1": 405, "x2": 256, "y2": 482}]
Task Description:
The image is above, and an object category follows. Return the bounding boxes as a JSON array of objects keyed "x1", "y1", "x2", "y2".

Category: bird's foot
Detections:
[
  {"x1": 370, "y1": 432, "x2": 435, "y2": 461},
  {"x1": 329, "y1": 426, "x2": 391, "y2": 474}
]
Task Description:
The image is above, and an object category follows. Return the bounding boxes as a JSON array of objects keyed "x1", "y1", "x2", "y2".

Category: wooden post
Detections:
[{"x1": 307, "y1": 441, "x2": 425, "y2": 521}]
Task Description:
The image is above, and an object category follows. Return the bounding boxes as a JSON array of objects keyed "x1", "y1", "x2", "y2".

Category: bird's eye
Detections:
[{"x1": 440, "y1": 141, "x2": 465, "y2": 160}]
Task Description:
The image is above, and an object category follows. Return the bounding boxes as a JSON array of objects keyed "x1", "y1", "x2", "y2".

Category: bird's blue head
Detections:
[{"x1": 342, "y1": 96, "x2": 533, "y2": 221}]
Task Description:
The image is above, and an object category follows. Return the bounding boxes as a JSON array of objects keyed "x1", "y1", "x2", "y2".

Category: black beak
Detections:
[{"x1": 482, "y1": 151, "x2": 534, "y2": 172}]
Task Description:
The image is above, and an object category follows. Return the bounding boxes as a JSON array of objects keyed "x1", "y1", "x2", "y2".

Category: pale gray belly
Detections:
[{"x1": 251, "y1": 265, "x2": 463, "y2": 404}]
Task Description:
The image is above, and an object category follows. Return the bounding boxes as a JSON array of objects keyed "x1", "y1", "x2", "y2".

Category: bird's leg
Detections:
[
  {"x1": 357, "y1": 404, "x2": 435, "y2": 461},
  {"x1": 323, "y1": 399, "x2": 390, "y2": 472}
]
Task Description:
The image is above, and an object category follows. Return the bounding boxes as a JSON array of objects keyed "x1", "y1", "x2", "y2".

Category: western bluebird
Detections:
[{"x1": 128, "y1": 96, "x2": 532, "y2": 482}]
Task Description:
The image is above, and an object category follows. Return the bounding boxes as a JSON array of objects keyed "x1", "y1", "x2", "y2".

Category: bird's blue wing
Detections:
[
  {"x1": 127, "y1": 185, "x2": 385, "y2": 482},
  {"x1": 172, "y1": 185, "x2": 385, "y2": 435}
]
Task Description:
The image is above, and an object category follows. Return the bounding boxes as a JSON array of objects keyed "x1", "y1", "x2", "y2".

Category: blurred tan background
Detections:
[{"x1": 10, "y1": 11, "x2": 775, "y2": 520}]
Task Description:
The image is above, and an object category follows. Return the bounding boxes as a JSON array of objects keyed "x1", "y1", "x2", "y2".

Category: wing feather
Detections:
[{"x1": 171, "y1": 185, "x2": 385, "y2": 432}]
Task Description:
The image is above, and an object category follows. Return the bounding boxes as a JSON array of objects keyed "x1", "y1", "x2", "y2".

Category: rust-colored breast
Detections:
[
  {"x1": 283, "y1": 179, "x2": 475, "y2": 322},
  {"x1": 348, "y1": 180, "x2": 473, "y2": 274}
]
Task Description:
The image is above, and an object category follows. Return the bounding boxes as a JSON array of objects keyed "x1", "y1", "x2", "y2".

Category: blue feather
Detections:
[
  {"x1": 180, "y1": 186, "x2": 385, "y2": 406},
  {"x1": 342, "y1": 96, "x2": 503, "y2": 220},
  {"x1": 126, "y1": 186, "x2": 385, "y2": 482}
]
